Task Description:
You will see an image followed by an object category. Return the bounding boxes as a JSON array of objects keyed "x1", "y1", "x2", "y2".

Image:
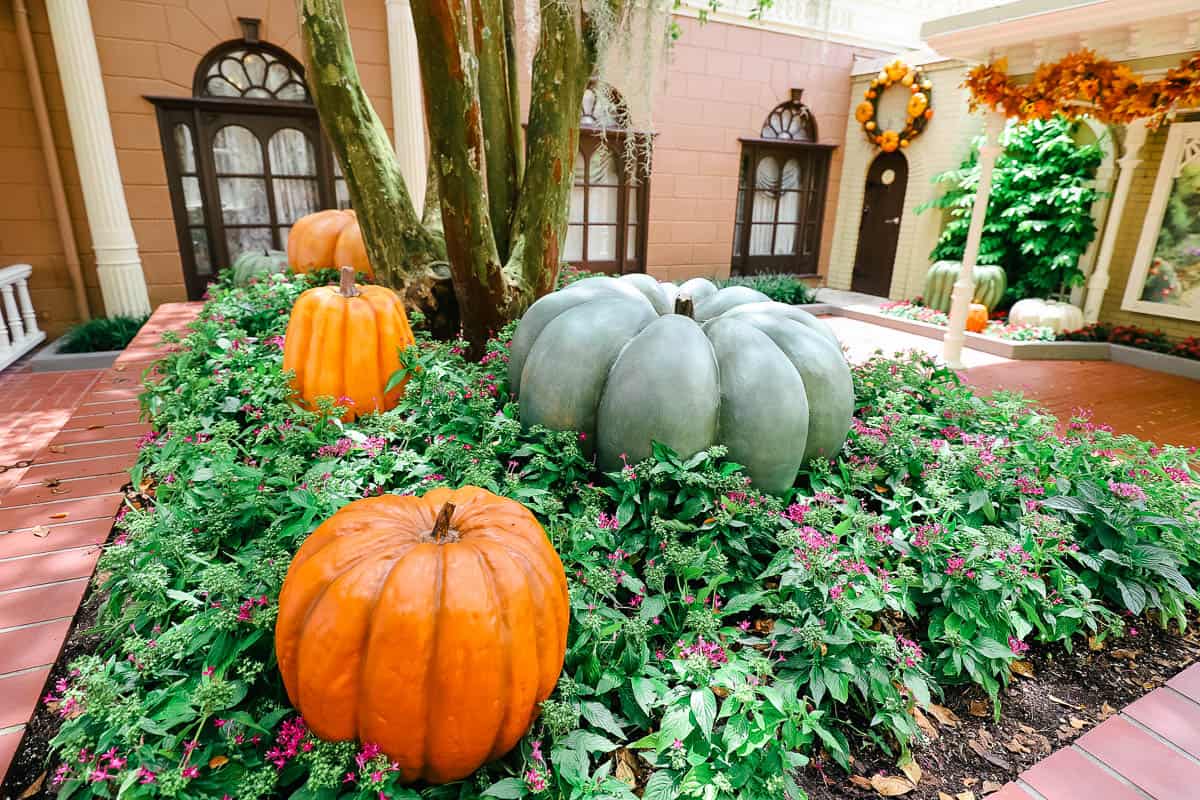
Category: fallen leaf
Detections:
[
  {"x1": 712, "y1": 685, "x2": 730, "y2": 698},
  {"x1": 967, "y1": 740, "x2": 1012, "y2": 771},
  {"x1": 900, "y1": 759, "x2": 922, "y2": 785},
  {"x1": 851, "y1": 775, "x2": 874, "y2": 790},
  {"x1": 1003, "y1": 737, "x2": 1026, "y2": 754},
  {"x1": 87, "y1": 424, "x2": 104, "y2": 430},
  {"x1": 49, "y1": 445, "x2": 66, "y2": 454},
  {"x1": 939, "y1": 794, "x2": 955, "y2": 800},
  {"x1": 114, "y1": 364, "x2": 126, "y2": 372},
  {"x1": 42, "y1": 478, "x2": 60, "y2": 487},
  {"x1": 956, "y1": 793, "x2": 976, "y2": 800},
  {"x1": 50, "y1": 487, "x2": 69, "y2": 495},
  {"x1": 982, "y1": 781, "x2": 1004, "y2": 794},
  {"x1": 1009, "y1": 660, "x2": 1035, "y2": 678},
  {"x1": 49, "y1": 512, "x2": 69, "y2": 520},
  {"x1": 962, "y1": 778, "x2": 979, "y2": 787},
  {"x1": 613, "y1": 748, "x2": 640, "y2": 787},
  {"x1": 913, "y1": 707, "x2": 939, "y2": 740},
  {"x1": 968, "y1": 699, "x2": 989, "y2": 717},
  {"x1": 18, "y1": 771, "x2": 46, "y2": 798},
  {"x1": 1069, "y1": 717, "x2": 1087, "y2": 730},
  {"x1": 1088, "y1": 635, "x2": 1105, "y2": 651},
  {"x1": 1110, "y1": 649, "x2": 1138, "y2": 661},
  {"x1": 208, "y1": 755, "x2": 229, "y2": 769},
  {"x1": 869, "y1": 775, "x2": 915, "y2": 796},
  {"x1": 31, "y1": 525, "x2": 50, "y2": 538},
  {"x1": 1101, "y1": 702, "x2": 1116, "y2": 717},
  {"x1": 926, "y1": 703, "x2": 960, "y2": 727}
]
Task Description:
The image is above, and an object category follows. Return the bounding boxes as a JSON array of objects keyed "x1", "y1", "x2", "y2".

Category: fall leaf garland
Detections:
[
  {"x1": 857, "y1": 58, "x2": 934, "y2": 152},
  {"x1": 965, "y1": 49, "x2": 1200, "y2": 128}
]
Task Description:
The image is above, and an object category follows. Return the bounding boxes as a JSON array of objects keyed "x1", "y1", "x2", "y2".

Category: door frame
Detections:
[
  {"x1": 851, "y1": 150, "x2": 909, "y2": 297},
  {"x1": 149, "y1": 95, "x2": 340, "y2": 300}
]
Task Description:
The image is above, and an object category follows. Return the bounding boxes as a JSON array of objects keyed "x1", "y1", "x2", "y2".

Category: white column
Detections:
[
  {"x1": 45, "y1": 0, "x2": 151, "y2": 318},
  {"x1": 16, "y1": 278, "x2": 40, "y2": 338},
  {"x1": 386, "y1": 0, "x2": 428, "y2": 212},
  {"x1": 1, "y1": 285, "x2": 24, "y2": 344},
  {"x1": 1083, "y1": 119, "x2": 1149, "y2": 323},
  {"x1": 944, "y1": 111, "x2": 1005, "y2": 370}
]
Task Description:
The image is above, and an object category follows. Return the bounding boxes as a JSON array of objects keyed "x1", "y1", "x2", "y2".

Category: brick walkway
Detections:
[
  {"x1": 990, "y1": 663, "x2": 1200, "y2": 800},
  {"x1": 824, "y1": 316, "x2": 1200, "y2": 448},
  {"x1": 0, "y1": 303, "x2": 199, "y2": 779}
]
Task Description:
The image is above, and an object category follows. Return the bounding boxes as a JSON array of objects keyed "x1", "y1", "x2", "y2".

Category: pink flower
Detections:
[
  {"x1": 137, "y1": 767, "x2": 157, "y2": 784},
  {"x1": 829, "y1": 584, "x2": 845, "y2": 601},
  {"x1": 1009, "y1": 636, "x2": 1030, "y2": 656},
  {"x1": 181, "y1": 765, "x2": 200, "y2": 779}
]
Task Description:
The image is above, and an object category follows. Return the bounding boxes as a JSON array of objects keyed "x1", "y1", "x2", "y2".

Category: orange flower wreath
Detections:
[{"x1": 858, "y1": 59, "x2": 934, "y2": 152}]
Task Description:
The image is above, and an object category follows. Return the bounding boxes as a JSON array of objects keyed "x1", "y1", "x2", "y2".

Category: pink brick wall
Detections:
[{"x1": 645, "y1": 17, "x2": 887, "y2": 282}]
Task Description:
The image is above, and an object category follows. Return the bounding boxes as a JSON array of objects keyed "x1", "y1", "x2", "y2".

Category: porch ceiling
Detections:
[{"x1": 921, "y1": 0, "x2": 1200, "y2": 68}]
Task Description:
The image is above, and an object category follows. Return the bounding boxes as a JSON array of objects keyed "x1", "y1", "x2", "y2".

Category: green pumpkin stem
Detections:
[
  {"x1": 674, "y1": 294, "x2": 694, "y2": 318},
  {"x1": 432, "y1": 502, "x2": 456, "y2": 543},
  {"x1": 339, "y1": 266, "x2": 360, "y2": 298}
]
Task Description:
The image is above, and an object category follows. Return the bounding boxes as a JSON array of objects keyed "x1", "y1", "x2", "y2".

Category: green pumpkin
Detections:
[
  {"x1": 509, "y1": 275, "x2": 854, "y2": 493},
  {"x1": 923, "y1": 261, "x2": 1007, "y2": 312},
  {"x1": 231, "y1": 249, "x2": 289, "y2": 286}
]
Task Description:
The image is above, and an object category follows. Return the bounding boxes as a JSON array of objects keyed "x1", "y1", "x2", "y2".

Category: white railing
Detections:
[
  {"x1": 0, "y1": 264, "x2": 45, "y2": 372},
  {"x1": 677, "y1": 0, "x2": 1004, "y2": 51}
]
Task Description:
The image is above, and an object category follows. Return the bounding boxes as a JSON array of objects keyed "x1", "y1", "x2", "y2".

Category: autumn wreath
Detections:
[{"x1": 855, "y1": 59, "x2": 934, "y2": 152}]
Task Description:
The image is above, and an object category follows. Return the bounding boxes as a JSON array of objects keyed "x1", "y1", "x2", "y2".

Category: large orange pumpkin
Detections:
[
  {"x1": 287, "y1": 209, "x2": 373, "y2": 278},
  {"x1": 275, "y1": 487, "x2": 569, "y2": 784},
  {"x1": 966, "y1": 302, "x2": 989, "y2": 333},
  {"x1": 282, "y1": 267, "x2": 414, "y2": 419}
]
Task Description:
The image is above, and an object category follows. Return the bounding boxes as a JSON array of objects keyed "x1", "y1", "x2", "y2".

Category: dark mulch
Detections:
[{"x1": 799, "y1": 618, "x2": 1200, "y2": 799}]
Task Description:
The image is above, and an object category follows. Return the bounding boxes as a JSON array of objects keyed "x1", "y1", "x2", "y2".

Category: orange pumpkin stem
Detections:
[
  {"x1": 339, "y1": 266, "x2": 360, "y2": 298},
  {"x1": 674, "y1": 294, "x2": 694, "y2": 318},
  {"x1": 431, "y1": 502, "x2": 456, "y2": 543}
]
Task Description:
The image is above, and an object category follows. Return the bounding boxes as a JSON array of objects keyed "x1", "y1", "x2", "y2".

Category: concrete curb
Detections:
[{"x1": 29, "y1": 337, "x2": 120, "y2": 373}]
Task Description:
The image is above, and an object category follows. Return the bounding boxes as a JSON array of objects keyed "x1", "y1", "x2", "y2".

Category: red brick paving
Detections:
[
  {"x1": 1021, "y1": 744, "x2": 1144, "y2": 800},
  {"x1": 0, "y1": 303, "x2": 200, "y2": 781}
]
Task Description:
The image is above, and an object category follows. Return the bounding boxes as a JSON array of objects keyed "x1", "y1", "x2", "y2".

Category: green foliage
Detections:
[
  {"x1": 920, "y1": 116, "x2": 1104, "y2": 303},
  {"x1": 44, "y1": 275, "x2": 1200, "y2": 800},
  {"x1": 57, "y1": 315, "x2": 149, "y2": 354},
  {"x1": 716, "y1": 274, "x2": 815, "y2": 305}
]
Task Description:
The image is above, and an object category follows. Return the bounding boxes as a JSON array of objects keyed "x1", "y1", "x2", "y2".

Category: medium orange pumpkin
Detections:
[
  {"x1": 275, "y1": 487, "x2": 570, "y2": 784},
  {"x1": 282, "y1": 267, "x2": 414, "y2": 419},
  {"x1": 966, "y1": 302, "x2": 989, "y2": 333},
  {"x1": 287, "y1": 209, "x2": 374, "y2": 278}
]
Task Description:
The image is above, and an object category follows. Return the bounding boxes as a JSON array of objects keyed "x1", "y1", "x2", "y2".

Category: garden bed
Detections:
[{"x1": 7, "y1": 273, "x2": 1199, "y2": 800}]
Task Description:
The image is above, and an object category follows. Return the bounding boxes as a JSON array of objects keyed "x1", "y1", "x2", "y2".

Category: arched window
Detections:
[
  {"x1": 149, "y1": 26, "x2": 347, "y2": 299},
  {"x1": 564, "y1": 86, "x2": 650, "y2": 274},
  {"x1": 732, "y1": 90, "x2": 833, "y2": 276}
]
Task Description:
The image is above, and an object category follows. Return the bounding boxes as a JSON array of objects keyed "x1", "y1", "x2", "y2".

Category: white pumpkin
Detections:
[{"x1": 1007, "y1": 298, "x2": 1084, "y2": 333}]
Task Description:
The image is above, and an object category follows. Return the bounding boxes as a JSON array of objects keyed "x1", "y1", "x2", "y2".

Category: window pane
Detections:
[
  {"x1": 588, "y1": 186, "x2": 618, "y2": 224},
  {"x1": 335, "y1": 178, "x2": 351, "y2": 210},
  {"x1": 268, "y1": 129, "x2": 317, "y2": 176},
  {"x1": 588, "y1": 225, "x2": 616, "y2": 260},
  {"x1": 733, "y1": 223, "x2": 742, "y2": 256},
  {"x1": 266, "y1": 61, "x2": 293, "y2": 93},
  {"x1": 569, "y1": 184, "x2": 585, "y2": 223},
  {"x1": 218, "y1": 177, "x2": 269, "y2": 224},
  {"x1": 226, "y1": 227, "x2": 273, "y2": 260},
  {"x1": 190, "y1": 228, "x2": 212, "y2": 276},
  {"x1": 277, "y1": 82, "x2": 307, "y2": 102},
  {"x1": 573, "y1": 152, "x2": 586, "y2": 182},
  {"x1": 244, "y1": 52, "x2": 268, "y2": 86},
  {"x1": 174, "y1": 124, "x2": 196, "y2": 173},
  {"x1": 206, "y1": 76, "x2": 240, "y2": 97},
  {"x1": 755, "y1": 156, "x2": 780, "y2": 190},
  {"x1": 626, "y1": 224, "x2": 637, "y2": 261},
  {"x1": 627, "y1": 187, "x2": 637, "y2": 218},
  {"x1": 213, "y1": 125, "x2": 263, "y2": 174},
  {"x1": 565, "y1": 224, "x2": 583, "y2": 262},
  {"x1": 181, "y1": 176, "x2": 204, "y2": 225},
  {"x1": 773, "y1": 224, "x2": 797, "y2": 255},
  {"x1": 781, "y1": 159, "x2": 801, "y2": 191},
  {"x1": 590, "y1": 143, "x2": 618, "y2": 185},
  {"x1": 273, "y1": 177, "x2": 320, "y2": 224},
  {"x1": 749, "y1": 223, "x2": 774, "y2": 256},
  {"x1": 778, "y1": 190, "x2": 800, "y2": 225}
]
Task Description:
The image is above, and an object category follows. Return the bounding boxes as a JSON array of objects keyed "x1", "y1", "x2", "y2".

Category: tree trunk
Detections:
[{"x1": 297, "y1": 0, "x2": 447, "y2": 313}]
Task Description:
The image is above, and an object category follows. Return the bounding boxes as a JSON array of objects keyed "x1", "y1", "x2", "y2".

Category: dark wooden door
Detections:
[{"x1": 851, "y1": 151, "x2": 908, "y2": 296}]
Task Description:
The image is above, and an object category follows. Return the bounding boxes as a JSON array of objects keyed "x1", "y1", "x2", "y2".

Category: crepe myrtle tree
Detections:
[{"x1": 297, "y1": 0, "x2": 634, "y2": 350}]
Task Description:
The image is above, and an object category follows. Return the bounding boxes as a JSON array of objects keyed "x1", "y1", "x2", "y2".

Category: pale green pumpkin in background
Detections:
[{"x1": 509, "y1": 275, "x2": 855, "y2": 493}]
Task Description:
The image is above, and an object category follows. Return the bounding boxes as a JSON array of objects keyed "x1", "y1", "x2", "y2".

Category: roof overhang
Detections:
[{"x1": 921, "y1": 0, "x2": 1200, "y2": 63}]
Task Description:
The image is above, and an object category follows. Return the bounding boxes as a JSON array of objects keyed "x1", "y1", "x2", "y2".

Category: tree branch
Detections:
[
  {"x1": 509, "y1": 0, "x2": 594, "y2": 300},
  {"x1": 296, "y1": 0, "x2": 444, "y2": 287},
  {"x1": 471, "y1": 0, "x2": 523, "y2": 261}
]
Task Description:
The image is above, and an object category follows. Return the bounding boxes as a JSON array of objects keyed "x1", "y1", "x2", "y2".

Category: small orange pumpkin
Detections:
[
  {"x1": 282, "y1": 267, "x2": 414, "y2": 419},
  {"x1": 287, "y1": 209, "x2": 374, "y2": 278},
  {"x1": 966, "y1": 302, "x2": 989, "y2": 333},
  {"x1": 275, "y1": 487, "x2": 569, "y2": 784}
]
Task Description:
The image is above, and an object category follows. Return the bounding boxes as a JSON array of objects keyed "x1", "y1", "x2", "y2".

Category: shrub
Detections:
[
  {"x1": 920, "y1": 116, "x2": 1104, "y2": 304},
  {"x1": 56, "y1": 315, "x2": 149, "y2": 354},
  {"x1": 717, "y1": 273, "x2": 815, "y2": 305},
  {"x1": 43, "y1": 275, "x2": 1199, "y2": 800}
]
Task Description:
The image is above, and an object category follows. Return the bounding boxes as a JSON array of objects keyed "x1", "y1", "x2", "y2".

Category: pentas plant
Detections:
[{"x1": 44, "y1": 274, "x2": 1200, "y2": 800}]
